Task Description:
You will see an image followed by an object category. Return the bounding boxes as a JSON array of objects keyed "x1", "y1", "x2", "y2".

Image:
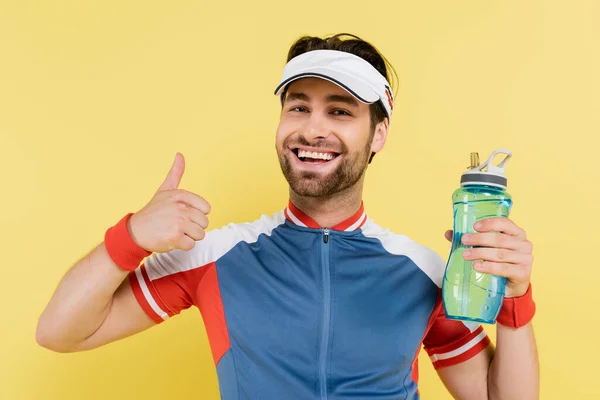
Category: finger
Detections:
[
  {"x1": 463, "y1": 247, "x2": 533, "y2": 265},
  {"x1": 177, "y1": 234, "x2": 196, "y2": 251},
  {"x1": 473, "y1": 260, "x2": 530, "y2": 281},
  {"x1": 187, "y1": 208, "x2": 209, "y2": 229},
  {"x1": 444, "y1": 230, "x2": 453, "y2": 242},
  {"x1": 172, "y1": 189, "x2": 211, "y2": 214},
  {"x1": 157, "y1": 153, "x2": 185, "y2": 192},
  {"x1": 474, "y1": 217, "x2": 526, "y2": 239},
  {"x1": 183, "y1": 220, "x2": 206, "y2": 242},
  {"x1": 461, "y1": 232, "x2": 525, "y2": 251}
]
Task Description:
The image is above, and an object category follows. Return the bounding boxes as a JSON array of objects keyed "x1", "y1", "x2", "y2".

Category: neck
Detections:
[{"x1": 289, "y1": 177, "x2": 364, "y2": 228}]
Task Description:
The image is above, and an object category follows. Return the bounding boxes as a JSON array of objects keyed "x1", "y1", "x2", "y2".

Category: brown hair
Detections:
[{"x1": 284, "y1": 33, "x2": 397, "y2": 163}]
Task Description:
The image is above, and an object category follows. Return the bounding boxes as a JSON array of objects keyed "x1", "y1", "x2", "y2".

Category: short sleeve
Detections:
[
  {"x1": 423, "y1": 291, "x2": 491, "y2": 370},
  {"x1": 126, "y1": 213, "x2": 286, "y2": 325},
  {"x1": 128, "y1": 250, "x2": 210, "y2": 324}
]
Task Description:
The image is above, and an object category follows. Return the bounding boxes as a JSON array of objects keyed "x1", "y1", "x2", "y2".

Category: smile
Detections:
[{"x1": 291, "y1": 147, "x2": 340, "y2": 164}]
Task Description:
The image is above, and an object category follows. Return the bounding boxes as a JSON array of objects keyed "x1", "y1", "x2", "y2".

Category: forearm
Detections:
[
  {"x1": 36, "y1": 242, "x2": 129, "y2": 352},
  {"x1": 487, "y1": 323, "x2": 539, "y2": 400}
]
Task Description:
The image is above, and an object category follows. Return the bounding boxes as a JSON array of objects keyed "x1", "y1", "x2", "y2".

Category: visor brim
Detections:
[{"x1": 274, "y1": 68, "x2": 380, "y2": 104}]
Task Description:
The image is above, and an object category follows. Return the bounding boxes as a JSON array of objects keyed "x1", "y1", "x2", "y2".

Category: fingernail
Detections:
[
  {"x1": 474, "y1": 261, "x2": 483, "y2": 269},
  {"x1": 474, "y1": 222, "x2": 482, "y2": 229},
  {"x1": 463, "y1": 250, "x2": 471, "y2": 257},
  {"x1": 462, "y1": 234, "x2": 471, "y2": 243}
]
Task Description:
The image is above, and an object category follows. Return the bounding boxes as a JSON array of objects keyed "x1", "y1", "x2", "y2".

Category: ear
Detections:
[{"x1": 370, "y1": 118, "x2": 389, "y2": 153}]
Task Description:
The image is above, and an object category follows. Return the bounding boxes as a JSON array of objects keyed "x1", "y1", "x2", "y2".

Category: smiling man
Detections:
[{"x1": 36, "y1": 34, "x2": 539, "y2": 399}]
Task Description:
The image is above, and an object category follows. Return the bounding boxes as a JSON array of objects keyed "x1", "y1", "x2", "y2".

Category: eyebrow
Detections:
[
  {"x1": 285, "y1": 92, "x2": 310, "y2": 103},
  {"x1": 284, "y1": 92, "x2": 360, "y2": 108},
  {"x1": 326, "y1": 94, "x2": 359, "y2": 108}
]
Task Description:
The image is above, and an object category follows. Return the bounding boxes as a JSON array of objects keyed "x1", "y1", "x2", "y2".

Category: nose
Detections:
[{"x1": 302, "y1": 112, "x2": 331, "y2": 142}]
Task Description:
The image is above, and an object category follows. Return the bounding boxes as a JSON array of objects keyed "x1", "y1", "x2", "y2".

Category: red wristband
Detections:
[
  {"x1": 104, "y1": 213, "x2": 151, "y2": 271},
  {"x1": 496, "y1": 283, "x2": 536, "y2": 328}
]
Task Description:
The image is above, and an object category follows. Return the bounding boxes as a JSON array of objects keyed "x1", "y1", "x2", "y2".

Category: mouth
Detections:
[{"x1": 290, "y1": 147, "x2": 341, "y2": 165}]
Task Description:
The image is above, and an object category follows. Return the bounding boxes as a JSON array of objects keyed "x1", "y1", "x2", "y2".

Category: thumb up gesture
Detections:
[{"x1": 128, "y1": 153, "x2": 211, "y2": 253}]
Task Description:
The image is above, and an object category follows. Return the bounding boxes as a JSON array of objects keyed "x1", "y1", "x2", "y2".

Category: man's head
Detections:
[{"x1": 274, "y1": 33, "x2": 396, "y2": 198}]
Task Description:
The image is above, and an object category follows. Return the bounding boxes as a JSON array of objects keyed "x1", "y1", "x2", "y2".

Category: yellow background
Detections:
[{"x1": 1, "y1": 0, "x2": 598, "y2": 399}]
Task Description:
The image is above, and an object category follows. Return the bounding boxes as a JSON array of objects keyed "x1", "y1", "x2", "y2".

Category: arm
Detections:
[
  {"x1": 437, "y1": 218, "x2": 539, "y2": 399},
  {"x1": 488, "y1": 322, "x2": 539, "y2": 399},
  {"x1": 36, "y1": 243, "x2": 156, "y2": 352},
  {"x1": 436, "y1": 342, "x2": 494, "y2": 400},
  {"x1": 436, "y1": 322, "x2": 538, "y2": 400},
  {"x1": 36, "y1": 153, "x2": 211, "y2": 352},
  {"x1": 437, "y1": 322, "x2": 538, "y2": 400}
]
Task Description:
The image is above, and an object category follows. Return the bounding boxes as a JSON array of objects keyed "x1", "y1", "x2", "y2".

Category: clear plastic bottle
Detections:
[{"x1": 442, "y1": 149, "x2": 513, "y2": 324}]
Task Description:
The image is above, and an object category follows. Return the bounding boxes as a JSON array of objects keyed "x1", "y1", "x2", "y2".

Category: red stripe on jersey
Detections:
[
  {"x1": 140, "y1": 265, "x2": 176, "y2": 315},
  {"x1": 411, "y1": 346, "x2": 421, "y2": 385},
  {"x1": 197, "y1": 263, "x2": 231, "y2": 366},
  {"x1": 128, "y1": 265, "x2": 166, "y2": 324},
  {"x1": 129, "y1": 263, "x2": 211, "y2": 324},
  {"x1": 287, "y1": 200, "x2": 367, "y2": 231},
  {"x1": 431, "y1": 335, "x2": 491, "y2": 370},
  {"x1": 283, "y1": 208, "x2": 292, "y2": 224},
  {"x1": 331, "y1": 202, "x2": 365, "y2": 231},
  {"x1": 411, "y1": 291, "x2": 444, "y2": 385},
  {"x1": 355, "y1": 214, "x2": 368, "y2": 230},
  {"x1": 287, "y1": 202, "x2": 320, "y2": 228},
  {"x1": 421, "y1": 290, "x2": 491, "y2": 371},
  {"x1": 428, "y1": 325, "x2": 485, "y2": 355}
]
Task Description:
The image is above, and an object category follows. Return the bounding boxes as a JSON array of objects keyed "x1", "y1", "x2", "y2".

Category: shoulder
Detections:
[
  {"x1": 360, "y1": 217, "x2": 446, "y2": 287},
  {"x1": 144, "y1": 210, "x2": 286, "y2": 279},
  {"x1": 204, "y1": 209, "x2": 286, "y2": 245}
]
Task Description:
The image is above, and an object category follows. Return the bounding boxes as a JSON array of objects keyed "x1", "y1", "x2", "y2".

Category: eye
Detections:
[
  {"x1": 331, "y1": 109, "x2": 352, "y2": 116},
  {"x1": 290, "y1": 106, "x2": 309, "y2": 113}
]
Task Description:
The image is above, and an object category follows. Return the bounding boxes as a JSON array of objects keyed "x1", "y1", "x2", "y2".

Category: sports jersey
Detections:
[{"x1": 128, "y1": 201, "x2": 491, "y2": 399}]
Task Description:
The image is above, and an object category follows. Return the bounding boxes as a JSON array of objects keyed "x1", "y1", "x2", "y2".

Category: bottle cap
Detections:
[{"x1": 460, "y1": 148, "x2": 512, "y2": 189}]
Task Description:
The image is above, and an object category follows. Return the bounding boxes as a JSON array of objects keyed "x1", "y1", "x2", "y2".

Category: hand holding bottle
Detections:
[{"x1": 444, "y1": 217, "x2": 534, "y2": 299}]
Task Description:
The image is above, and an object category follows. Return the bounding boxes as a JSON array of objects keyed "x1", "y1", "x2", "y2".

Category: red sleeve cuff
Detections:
[
  {"x1": 426, "y1": 326, "x2": 491, "y2": 370},
  {"x1": 128, "y1": 266, "x2": 170, "y2": 324}
]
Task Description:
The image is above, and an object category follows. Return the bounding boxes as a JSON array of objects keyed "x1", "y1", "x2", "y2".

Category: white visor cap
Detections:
[{"x1": 274, "y1": 49, "x2": 394, "y2": 122}]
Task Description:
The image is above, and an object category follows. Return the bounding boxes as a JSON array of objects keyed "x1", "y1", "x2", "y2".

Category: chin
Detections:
[{"x1": 278, "y1": 148, "x2": 367, "y2": 198}]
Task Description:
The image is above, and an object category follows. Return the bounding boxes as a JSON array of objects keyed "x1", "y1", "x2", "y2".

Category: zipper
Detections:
[{"x1": 319, "y1": 228, "x2": 331, "y2": 399}]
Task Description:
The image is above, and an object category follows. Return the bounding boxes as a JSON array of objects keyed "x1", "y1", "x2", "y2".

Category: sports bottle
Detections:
[{"x1": 442, "y1": 149, "x2": 513, "y2": 324}]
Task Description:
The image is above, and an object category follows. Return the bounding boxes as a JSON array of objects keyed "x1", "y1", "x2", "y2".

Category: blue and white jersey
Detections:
[{"x1": 129, "y1": 201, "x2": 490, "y2": 399}]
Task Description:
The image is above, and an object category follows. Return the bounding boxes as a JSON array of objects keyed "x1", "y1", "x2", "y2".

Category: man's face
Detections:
[{"x1": 276, "y1": 78, "x2": 377, "y2": 198}]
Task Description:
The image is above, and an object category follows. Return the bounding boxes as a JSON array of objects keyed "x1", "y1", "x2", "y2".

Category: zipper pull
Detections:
[{"x1": 323, "y1": 228, "x2": 329, "y2": 243}]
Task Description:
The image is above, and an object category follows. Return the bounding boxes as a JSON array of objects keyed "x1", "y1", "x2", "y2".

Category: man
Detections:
[{"x1": 36, "y1": 33, "x2": 539, "y2": 399}]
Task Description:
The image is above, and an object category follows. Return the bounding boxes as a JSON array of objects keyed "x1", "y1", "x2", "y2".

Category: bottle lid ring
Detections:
[{"x1": 460, "y1": 173, "x2": 507, "y2": 189}]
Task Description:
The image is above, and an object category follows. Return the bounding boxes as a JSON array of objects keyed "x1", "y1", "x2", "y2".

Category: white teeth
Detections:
[{"x1": 298, "y1": 150, "x2": 335, "y2": 160}]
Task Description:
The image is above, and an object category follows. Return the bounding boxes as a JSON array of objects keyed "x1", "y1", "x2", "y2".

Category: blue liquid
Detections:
[{"x1": 442, "y1": 184, "x2": 512, "y2": 324}]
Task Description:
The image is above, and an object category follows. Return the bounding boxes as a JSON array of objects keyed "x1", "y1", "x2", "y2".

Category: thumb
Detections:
[{"x1": 157, "y1": 152, "x2": 185, "y2": 192}]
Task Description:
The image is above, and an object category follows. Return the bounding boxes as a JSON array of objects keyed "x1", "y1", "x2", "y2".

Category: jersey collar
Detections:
[{"x1": 284, "y1": 201, "x2": 368, "y2": 231}]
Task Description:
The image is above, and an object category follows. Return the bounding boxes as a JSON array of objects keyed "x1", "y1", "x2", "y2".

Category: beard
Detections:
[{"x1": 277, "y1": 134, "x2": 373, "y2": 198}]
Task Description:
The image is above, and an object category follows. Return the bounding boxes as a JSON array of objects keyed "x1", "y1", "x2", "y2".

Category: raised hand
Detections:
[{"x1": 128, "y1": 153, "x2": 211, "y2": 253}]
